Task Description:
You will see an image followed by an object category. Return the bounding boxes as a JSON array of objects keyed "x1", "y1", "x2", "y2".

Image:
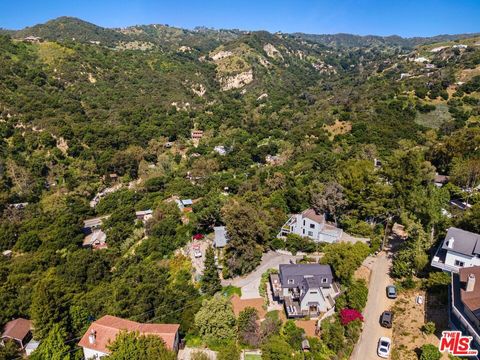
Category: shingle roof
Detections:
[
  {"x1": 442, "y1": 227, "x2": 480, "y2": 257},
  {"x1": 279, "y1": 263, "x2": 333, "y2": 289},
  {"x1": 459, "y1": 267, "x2": 480, "y2": 318},
  {"x1": 78, "y1": 315, "x2": 179, "y2": 353},
  {"x1": 1, "y1": 318, "x2": 32, "y2": 342},
  {"x1": 279, "y1": 263, "x2": 332, "y2": 278}
]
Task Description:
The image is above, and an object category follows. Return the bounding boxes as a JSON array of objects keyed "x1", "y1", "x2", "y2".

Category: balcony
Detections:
[
  {"x1": 284, "y1": 296, "x2": 303, "y2": 318},
  {"x1": 431, "y1": 247, "x2": 460, "y2": 273}
]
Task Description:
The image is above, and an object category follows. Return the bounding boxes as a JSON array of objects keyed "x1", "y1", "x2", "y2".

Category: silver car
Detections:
[{"x1": 386, "y1": 285, "x2": 397, "y2": 299}]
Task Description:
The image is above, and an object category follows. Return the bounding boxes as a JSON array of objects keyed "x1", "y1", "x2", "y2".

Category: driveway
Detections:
[
  {"x1": 185, "y1": 238, "x2": 212, "y2": 279},
  {"x1": 351, "y1": 251, "x2": 394, "y2": 360},
  {"x1": 222, "y1": 251, "x2": 302, "y2": 299}
]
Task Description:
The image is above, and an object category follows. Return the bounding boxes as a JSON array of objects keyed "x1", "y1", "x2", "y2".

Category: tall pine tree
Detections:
[{"x1": 201, "y1": 246, "x2": 221, "y2": 296}]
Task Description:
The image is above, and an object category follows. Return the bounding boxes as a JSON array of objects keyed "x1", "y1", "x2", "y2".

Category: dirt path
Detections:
[{"x1": 351, "y1": 251, "x2": 394, "y2": 360}]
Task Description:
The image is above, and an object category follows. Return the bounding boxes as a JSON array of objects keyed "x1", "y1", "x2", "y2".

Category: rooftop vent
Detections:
[{"x1": 88, "y1": 330, "x2": 96, "y2": 345}]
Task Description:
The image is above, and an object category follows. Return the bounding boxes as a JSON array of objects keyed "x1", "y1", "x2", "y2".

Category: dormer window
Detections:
[
  {"x1": 322, "y1": 278, "x2": 328, "y2": 283},
  {"x1": 288, "y1": 279, "x2": 294, "y2": 284}
]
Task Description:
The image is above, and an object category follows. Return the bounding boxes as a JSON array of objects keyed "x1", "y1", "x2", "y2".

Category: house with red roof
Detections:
[
  {"x1": 1, "y1": 318, "x2": 39, "y2": 355},
  {"x1": 78, "y1": 315, "x2": 180, "y2": 359}
]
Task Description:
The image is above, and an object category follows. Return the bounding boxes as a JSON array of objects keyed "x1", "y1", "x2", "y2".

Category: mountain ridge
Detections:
[{"x1": 2, "y1": 16, "x2": 479, "y2": 50}]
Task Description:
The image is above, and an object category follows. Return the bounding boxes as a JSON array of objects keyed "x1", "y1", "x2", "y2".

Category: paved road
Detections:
[
  {"x1": 351, "y1": 251, "x2": 394, "y2": 360},
  {"x1": 222, "y1": 251, "x2": 302, "y2": 299}
]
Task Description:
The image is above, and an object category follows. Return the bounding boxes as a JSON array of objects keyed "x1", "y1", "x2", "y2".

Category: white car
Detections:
[
  {"x1": 377, "y1": 337, "x2": 391, "y2": 358},
  {"x1": 193, "y1": 249, "x2": 202, "y2": 258}
]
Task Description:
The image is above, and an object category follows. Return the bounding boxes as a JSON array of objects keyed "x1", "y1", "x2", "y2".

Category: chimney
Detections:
[
  {"x1": 447, "y1": 237, "x2": 454, "y2": 249},
  {"x1": 467, "y1": 273, "x2": 476, "y2": 292},
  {"x1": 88, "y1": 330, "x2": 96, "y2": 345}
]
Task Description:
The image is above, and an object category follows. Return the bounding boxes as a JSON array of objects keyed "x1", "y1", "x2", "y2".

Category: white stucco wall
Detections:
[
  {"x1": 291, "y1": 215, "x2": 323, "y2": 241},
  {"x1": 300, "y1": 288, "x2": 325, "y2": 311},
  {"x1": 83, "y1": 347, "x2": 108, "y2": 360},
  {"x1": 445, "y1": 251, "x2": 480, "y2": 269}
]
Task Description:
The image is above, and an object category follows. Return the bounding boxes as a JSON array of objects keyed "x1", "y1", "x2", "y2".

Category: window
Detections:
[
  {"x1": 310, "y1": 291, "x2": 318, "y2": 294},
  {"x1": 308, "y1": 231, "x2": 313, "y2": 237},
  {"x1": 454, "y1": 260, "x2": 465, "y2": 267},
  {"x1": 303, "y1": 229, "x2": 305, "y2": 234},
  {"x1": 310, "y1": 224, "x2": 315, "y2": 229},
  {"x1": 322, "y1": 278, "x2": 328, "y2": 283},
  {"x1": 288, "y1": 279, "x2": 294, "y2": 284},
  {"x1": 303, "y1": 220, "x2": 306, "y2": 226}
]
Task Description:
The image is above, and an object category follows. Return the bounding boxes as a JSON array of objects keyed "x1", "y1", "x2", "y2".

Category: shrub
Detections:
[
  {"x1": 420, "y1": 343, "x2": 441, "y2": 360},
  {"x1": 401, "y1": 276, "x2": 416, "y2": 290},
  {"x1": 422, "y1": 321, "x2": 436, "y2": 335}
]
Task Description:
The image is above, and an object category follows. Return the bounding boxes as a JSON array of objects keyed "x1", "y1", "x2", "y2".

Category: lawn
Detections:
[
  {"x1": 222, "y1": 285, "x2": 242, "y2": 297},
  {"x1": 245, "y1": 355, "x2": 262, "y2": 360}
]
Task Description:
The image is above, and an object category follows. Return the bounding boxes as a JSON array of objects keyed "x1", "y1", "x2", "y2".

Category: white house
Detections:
[
  {"x1": 270, "y1": 264, "x2": 340, "y2": 318},
  {"x1": 78, "y1": 315, "x2": 180, "y2": 359},
  {"x1": 278, "y1": 209, "x2": 343, "y2": 243},
  {"x1": 431, "y1": 227, "x2": 480, "y2": 273}
]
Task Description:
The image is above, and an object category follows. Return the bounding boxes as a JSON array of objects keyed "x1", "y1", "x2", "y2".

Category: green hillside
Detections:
[{"x1": 0, "y1": 17, "x2": 479, "y2": 360}]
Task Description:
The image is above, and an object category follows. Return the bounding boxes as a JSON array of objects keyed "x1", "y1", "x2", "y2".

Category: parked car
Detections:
[
  {"x1": 380, "y1": 311, "x2": 393, "y2": 328},
  {"x1": 377, "y1": 337, "x2": 391, "y2": 358},
  {"x1": 193, "y1": 248, "x2": 202, "y2": 258},
  {"x1": 386, "y1": 285, "x2": 397, "y2": 299},
  {"x1": 192, "y1": 244, "x2": 202, "y2": 258}
]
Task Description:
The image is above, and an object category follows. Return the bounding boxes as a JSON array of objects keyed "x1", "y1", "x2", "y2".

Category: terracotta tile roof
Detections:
[
  {"x1": 1, "y1": 318, "x2": 32, "y2": 342},
  {"x1": 301, "y1": 209, "x2": 325, "y2": 225},
  {"x1": 459, "y1": 267, "x2": 480, "y2": 315},
  {"x1": 78, "y1": 315, "x2": 179, "y2": 354}
]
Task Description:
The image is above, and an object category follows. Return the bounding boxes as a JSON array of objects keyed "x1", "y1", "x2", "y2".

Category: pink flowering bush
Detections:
[{"x1": 340, "y1": 308, "x2": 364, "y2": 325}]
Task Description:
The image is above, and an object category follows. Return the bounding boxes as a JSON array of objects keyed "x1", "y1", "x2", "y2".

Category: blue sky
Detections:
[{"x1": 0, "y1": 0, "x2": 479, "y2": 37}]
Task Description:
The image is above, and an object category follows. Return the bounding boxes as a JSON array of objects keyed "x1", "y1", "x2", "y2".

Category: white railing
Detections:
[{"x1": 431, "y1": 259, "x2": 459, "y2": 273}]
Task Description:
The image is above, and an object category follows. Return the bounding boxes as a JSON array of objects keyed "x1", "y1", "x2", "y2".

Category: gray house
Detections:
[
  {"x1": 431, "y1": 228, "x2": 480, "y2": 273},
  {"x1": 271, "y1": 264, "x2": 340, "y2": 318}
]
